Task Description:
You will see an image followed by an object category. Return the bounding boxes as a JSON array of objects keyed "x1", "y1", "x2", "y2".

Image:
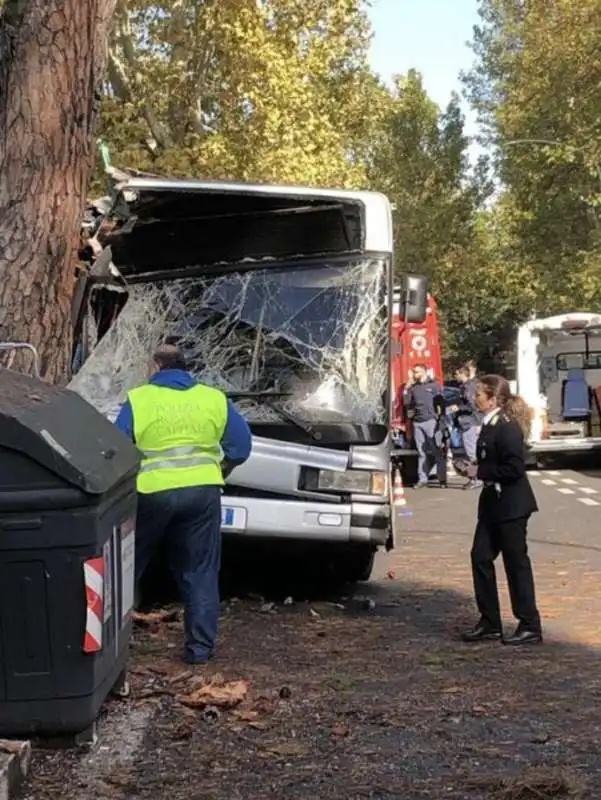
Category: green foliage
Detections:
[
  {"x1": 94, "y1": 0, "x2": 601, "y2": 374},
  {"x1": 99, "y1": 0, "x2": 381, "y2": 188},
  {"x1": 464, "y1": 0, "x2": 601, "y2": 327}
]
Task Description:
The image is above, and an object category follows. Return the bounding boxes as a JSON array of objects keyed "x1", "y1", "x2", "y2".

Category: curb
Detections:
[{"x1": 0, "y1": 741, "x2": 31, "y2": 800}]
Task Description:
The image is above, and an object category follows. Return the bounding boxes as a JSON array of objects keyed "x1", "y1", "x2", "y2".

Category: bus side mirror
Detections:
[{"x1": 401, "y1": 273, "x2": 428, "y2": 323}]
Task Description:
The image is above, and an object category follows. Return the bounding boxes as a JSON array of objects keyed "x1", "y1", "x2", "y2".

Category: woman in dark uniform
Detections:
[{"x1": 459, "y1": 374, "x2": 542, "y2": 646}]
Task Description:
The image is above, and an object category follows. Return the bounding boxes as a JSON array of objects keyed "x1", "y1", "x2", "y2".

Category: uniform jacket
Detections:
[
  {"x1": 115, "y1": 369, "x2": 252, "y2": 468},
  {"x1": 476, "y1": 413, "x2": 537, "y2": 522},
  {"x1": 456, "y1": 378, "x2": 483, "y2": 431}
]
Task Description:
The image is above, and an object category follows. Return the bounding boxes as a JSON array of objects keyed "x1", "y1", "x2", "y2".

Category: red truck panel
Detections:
[{"x1": 391, "y1": 294, "x2": 443, "y2": 435}]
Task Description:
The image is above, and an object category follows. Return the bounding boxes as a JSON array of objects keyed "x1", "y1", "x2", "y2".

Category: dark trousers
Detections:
[
  {"x1": 470, "y1": 515, "x2": 541, "y2": 633},
  {"x1": 135, "y1": 485, "x2": 222, "y2": 662}
]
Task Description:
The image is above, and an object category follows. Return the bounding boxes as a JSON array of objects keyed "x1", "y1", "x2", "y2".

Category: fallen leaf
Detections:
[
  {"x1": 0, "y1": 740, "x2": 23, "y2": 755},
  {"x1": 132, "y1": 609, "x2": 180, "y2": 627},
  {"x1": 331, "y1": 723, "x2": 350, "y2": 737},
  {"x1": 253, "y1": 695, "x2": 277, "y2": 714},
  {"x1": 386, "y1": 570, "x2": 396, "y2": 580},
  {"x1": 233, "y1": 709, "x2": 260, "y2": 722},
  {"x1": 266, "y1": 741, "x2": 307, "y2": 757},
  {"x1": 168, "y1": 670, "x2": 194, "y2": 685},
  {"x1": 178, "y1": 679, "x2": 249, "y2": 710}
]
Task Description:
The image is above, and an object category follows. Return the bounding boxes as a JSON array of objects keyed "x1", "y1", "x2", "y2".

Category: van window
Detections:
[{"x1": 556, "y1": 352, "x2": 601, "y2": 371}]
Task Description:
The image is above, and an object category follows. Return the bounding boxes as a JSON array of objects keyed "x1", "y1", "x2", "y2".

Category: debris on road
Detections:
[
  {"x1": 200, "y1": 706, "x2": 221, "y2": 724},
  {"x1": 466, "y1": 766, "x2": 587, "y2": 799},
  {"x1": 177, "y1": 677, "x2": 249, "y2": 710},
  {"x1": 0, "y1": 739, "x2": 30, "y2": 800},
  {"x1": 132, "y1": 608, "x2": 181, "y2": 627},
  {"x1": 331, "y1": 722, "x2": 350, "y2": 738}
]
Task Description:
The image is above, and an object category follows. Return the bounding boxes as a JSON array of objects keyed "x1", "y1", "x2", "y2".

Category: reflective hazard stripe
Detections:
[
  {"x1": 83, "y1": 557, "x2": 104, "y2": 653},
  {"x1": 142, "y1": 445, "x2": 221, "y2": 459},
  {"x1": 139, "y1": 455, "x2": 220, "y2": 474}
]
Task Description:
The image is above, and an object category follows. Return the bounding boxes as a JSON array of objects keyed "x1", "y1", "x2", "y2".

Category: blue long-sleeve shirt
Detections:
[{"x1": 115, "y1": 369, "x2": 252, "y2": 464}]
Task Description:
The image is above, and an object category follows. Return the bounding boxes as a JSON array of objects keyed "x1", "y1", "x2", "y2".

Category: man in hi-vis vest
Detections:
[{"x1": 115, "y1": 344, "x2": 252, "y2": 664}]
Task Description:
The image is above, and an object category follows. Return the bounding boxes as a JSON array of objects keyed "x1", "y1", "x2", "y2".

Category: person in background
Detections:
[
  {"x1": 404, "y1": 363, "x2": 447, "y2": 489},
  {"x1": 455, "y1": 364, "x2": 483, "y2": 490},
  {"x1": 466, "y1": 359, "x2": 478, "y2": 380},
  {"x1": 460, "y1": 374, "x2": 542, "y2": 646},
  {"x1": 115, "y1": 343, "x2": 252, "y2": 664}
]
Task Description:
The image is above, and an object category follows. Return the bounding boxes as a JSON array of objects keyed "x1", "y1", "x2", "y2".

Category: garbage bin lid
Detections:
[{"x1": 0, "y1": 369, "x2": 140, "y2": 494}]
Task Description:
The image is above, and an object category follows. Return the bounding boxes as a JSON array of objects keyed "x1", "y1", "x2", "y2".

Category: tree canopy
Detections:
[
  {"x1": 5, "y1": 0, "x2": 601, "y2": 378},
  {"x1": 101, "y1": 0, "x2": 382, "y2": 187},
  {"x1": 465, "y1": 0, "x2": 601, "y2": 321}
]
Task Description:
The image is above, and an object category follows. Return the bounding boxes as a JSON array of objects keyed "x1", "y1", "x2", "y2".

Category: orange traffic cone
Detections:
[{"x1": 392, "y1": 468, "x2": 407, "y2": 508}]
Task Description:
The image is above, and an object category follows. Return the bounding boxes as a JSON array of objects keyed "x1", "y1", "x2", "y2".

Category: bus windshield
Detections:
[{"x1": 71, "y1": 256, "x2": 390, "y2": 432}]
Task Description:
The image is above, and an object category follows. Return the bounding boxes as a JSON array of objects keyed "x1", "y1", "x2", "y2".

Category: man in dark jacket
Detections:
[
  {"x1": 455, "y1": 365, "x2": 483, "y2": 489},
  {"x1": 404, "y1": 364, "x2": 446, "y2": 488}
]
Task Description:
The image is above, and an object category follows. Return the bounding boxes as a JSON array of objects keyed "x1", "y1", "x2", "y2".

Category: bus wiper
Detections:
[{"x1": 227, "y1": 391, "x2": 322, "y2": 442}]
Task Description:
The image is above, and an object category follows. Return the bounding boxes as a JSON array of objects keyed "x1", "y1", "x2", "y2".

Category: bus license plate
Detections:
[{"x1": 221, "y1": 506, "x2": 246, "y2": 531}]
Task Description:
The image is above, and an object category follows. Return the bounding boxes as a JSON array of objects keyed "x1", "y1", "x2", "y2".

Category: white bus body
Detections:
[{"x1": 517, "y1": 312, "x2": 601, "y2": 453}]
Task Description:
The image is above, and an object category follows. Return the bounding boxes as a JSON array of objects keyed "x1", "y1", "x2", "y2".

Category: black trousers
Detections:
[{"x1": 470, "y1": 515, "x2": 541, "y2": 632}]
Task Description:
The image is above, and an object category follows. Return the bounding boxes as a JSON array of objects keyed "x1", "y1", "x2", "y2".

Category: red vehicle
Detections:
[{"x1": 390, "y1": 291, "x2": 444, "y2": 468}]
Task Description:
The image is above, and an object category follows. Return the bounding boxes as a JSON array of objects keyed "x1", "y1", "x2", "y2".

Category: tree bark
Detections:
[{"x1": 0, "y1": 0, "x2": 117, "y2": 383}]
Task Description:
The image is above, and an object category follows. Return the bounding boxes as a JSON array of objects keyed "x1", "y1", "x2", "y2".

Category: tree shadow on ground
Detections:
[{"x1": 129, "y1": 549, "x2": 601, "y2": 800}]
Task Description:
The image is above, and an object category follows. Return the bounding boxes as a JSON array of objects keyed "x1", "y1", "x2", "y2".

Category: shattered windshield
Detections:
[{"x1": 70, "y1": 257, "x2": 389, "y2": 427}]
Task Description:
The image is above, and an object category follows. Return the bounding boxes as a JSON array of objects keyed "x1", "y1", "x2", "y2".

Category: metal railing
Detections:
[{"x1": 0, "y1": 342, "x2": 41, "y2": 379}]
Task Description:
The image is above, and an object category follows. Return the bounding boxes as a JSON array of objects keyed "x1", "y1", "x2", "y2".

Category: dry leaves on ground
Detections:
[
  {"x1": 466, "y1": 766, "x2": 588, "y2": 799},
  {"x1": 177, "y1": 678, "x2": 249, "y2": 710}
]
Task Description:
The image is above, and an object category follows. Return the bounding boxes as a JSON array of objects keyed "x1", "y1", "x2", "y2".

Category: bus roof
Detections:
[
  {"x1": 520, "y1": 312, "x2": 601, "y2": 333},
  {"x1": 116, "y1": 177, "x2": 393, "y2": 254}
]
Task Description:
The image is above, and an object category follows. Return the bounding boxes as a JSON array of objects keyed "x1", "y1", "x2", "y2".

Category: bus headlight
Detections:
[{"x1": 317, "y1": 469, "x2": 388, "y2": 495}]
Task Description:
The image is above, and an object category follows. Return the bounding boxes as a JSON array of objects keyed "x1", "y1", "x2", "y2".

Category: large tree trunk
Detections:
[{"x1": 0, "y1": 0, "x2": 117, "y2": 383}]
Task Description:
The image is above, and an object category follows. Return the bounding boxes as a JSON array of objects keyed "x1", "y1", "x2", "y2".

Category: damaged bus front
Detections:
[{"x1": 71, "y1": 178, "x2": 427, "y2": 583}]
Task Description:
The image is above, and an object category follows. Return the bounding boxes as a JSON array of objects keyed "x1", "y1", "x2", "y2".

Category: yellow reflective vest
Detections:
[{"x1": 128, "y1": 383, "x2": 228, "y2": 494}]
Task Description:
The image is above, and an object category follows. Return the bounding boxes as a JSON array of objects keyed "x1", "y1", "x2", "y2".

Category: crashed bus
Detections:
[{"x1": 70, "y1": 178, "x2": 427, "y2": 583}]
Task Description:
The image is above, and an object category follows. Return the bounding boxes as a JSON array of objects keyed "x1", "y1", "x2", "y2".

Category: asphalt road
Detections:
[{"x1": 376, "y1": 459, "x2": 601, "y2": 644}]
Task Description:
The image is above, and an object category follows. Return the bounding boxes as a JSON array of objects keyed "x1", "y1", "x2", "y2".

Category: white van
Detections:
[{"x1": 517, "y1": 312, "x2": 601, "y2": 453}]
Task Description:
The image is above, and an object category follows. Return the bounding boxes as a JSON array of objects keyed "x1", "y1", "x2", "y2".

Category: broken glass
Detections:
[{"x1": 69, "y1": 258, "x2": 389, "y2": 427}]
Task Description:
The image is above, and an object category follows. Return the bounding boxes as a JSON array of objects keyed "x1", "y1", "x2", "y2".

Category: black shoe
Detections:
[
  {"x1": 503, "y1": 628, "x2": 542, "y2": 646},
  {"x1": 461, "y1": 624, "x2": 502, "y2": 643},
  {"x1": 184, "y1": 650, "x2": 214, "y2": 665},
  {"x1": 439, "y1": 481, "x2": 448, "y2": 489}
]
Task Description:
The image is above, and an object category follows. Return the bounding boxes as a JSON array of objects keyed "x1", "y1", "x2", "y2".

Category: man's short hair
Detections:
[{"x1": 153, "y1": 343, "x2": 187, "y2": 371}]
